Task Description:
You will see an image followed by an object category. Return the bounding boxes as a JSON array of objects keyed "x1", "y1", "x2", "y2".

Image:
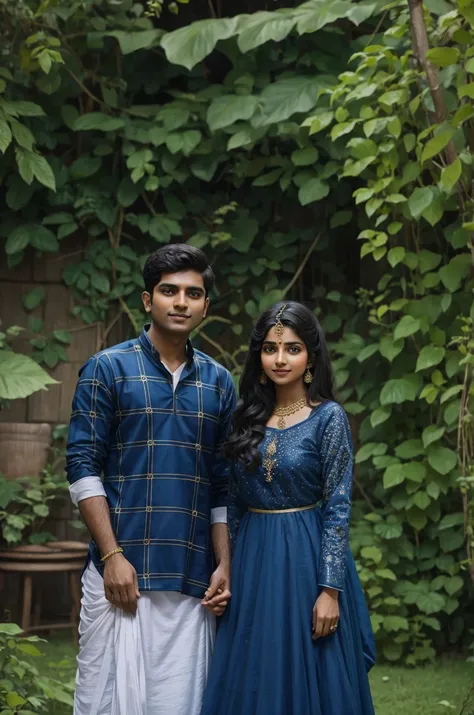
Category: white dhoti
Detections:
[{"x1": 74, "y1": 562, "x2": 216, "y2": 715}]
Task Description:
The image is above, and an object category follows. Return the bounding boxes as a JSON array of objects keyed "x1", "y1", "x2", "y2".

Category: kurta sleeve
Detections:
[
  {"x1": 66, "y1": 355, "x2": 115, "y2": 487},
  {"x1": 318, "y1": 404, "x2": 353, "y2": 592},
  {"x1": 209, "y1": 372, "x2": 237, "y2": 509}
]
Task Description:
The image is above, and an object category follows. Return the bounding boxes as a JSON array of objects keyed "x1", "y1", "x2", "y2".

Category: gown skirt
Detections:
[{"x1": 201, "y1": 507, "x2": 376, "y2": 715}]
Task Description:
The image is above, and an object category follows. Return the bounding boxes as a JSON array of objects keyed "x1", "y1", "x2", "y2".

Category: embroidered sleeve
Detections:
[
  {"x1": 66, "y1": 356, "x2": 115, "y2": 486},
  {"x1": 210, "y1": 373, "x2": 237, "y2": 509},
  {"x1": 318, "y1": 405, "x2": 353, "y2": 592}
]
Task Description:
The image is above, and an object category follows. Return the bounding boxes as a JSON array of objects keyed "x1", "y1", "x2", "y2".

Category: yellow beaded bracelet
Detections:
[{"x1": 101, "y1": 546, "x2": 124, "y2": 562}]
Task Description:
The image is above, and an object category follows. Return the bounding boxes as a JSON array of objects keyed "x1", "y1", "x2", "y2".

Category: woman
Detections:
[{"x1": 201, "y1": 301, "x2": 375, "y2": 715}]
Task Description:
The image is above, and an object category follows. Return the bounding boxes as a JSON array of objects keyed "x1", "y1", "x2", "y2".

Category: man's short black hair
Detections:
[{"x1": 143, "y1": 244, "x2": 215, "y2": 296}]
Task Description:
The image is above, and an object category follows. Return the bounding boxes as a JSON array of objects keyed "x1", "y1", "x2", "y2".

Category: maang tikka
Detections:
[{"x1": 274, "y1": 304, "x2": 286, "y2": 340}]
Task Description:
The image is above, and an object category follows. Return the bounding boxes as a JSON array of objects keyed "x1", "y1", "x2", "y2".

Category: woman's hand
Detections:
[
  {"x1": 312, "y1": 587, "x2": 340, "y2": 640},
  {"x1": 201, "y1": 563, "x2": 231, "y2": 616}
]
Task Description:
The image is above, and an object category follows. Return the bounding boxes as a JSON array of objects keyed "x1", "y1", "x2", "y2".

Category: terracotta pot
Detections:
[{"x1": 0, "y1": 423, "x2": 52, "y2": 479}]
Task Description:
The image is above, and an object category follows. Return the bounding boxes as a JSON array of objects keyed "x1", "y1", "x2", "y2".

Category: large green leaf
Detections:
[
  {"x1": 298, "y1": 178, "x2": 330, "y2": 205},
  {"x1": 416, "y1": 592, "x2": 446, "y2": 614},
  {"x1": 0, "y1": 622, "x2": 23, "y2": 635},
  {"x1": 416, "y1": 345, "x2": 445, "y2": 371},
  {"x1": 161, "y1": 18, "x2": 238, "y2": 70},
  {"x1": 231, "y1": 217, "x2": 259, "y2": 253},
  {"x1": 425, "y1": 47, "x2": 460, "y2": 67},
  {"x1": 16, "y1": 149, "x2": 56, "y2": 191},
  {"x1": 30, "y1": 225, "x2": 59, "y2": 252},
  {"x1": 404, "y1": 462, "x2": 426, "y2": 483},
  {"x1": 257, "y1": 76, "x2": 332, "y2": 126},
  {"x1": 70, "y1": 156, "x2": 102, "y2": 180},
  {"x1": 379, "y1": 335, "x2": 404, "y2": 362},
  {"x1": 438, "y1": 253, "x2": 471, "y2": 292},
  {"x1": 441, "y1": 157, "x2": 462, "y2": 192},
  {"x1": 422, "y1": 425, "x2": 445, "y2": 448},
  {"x1": 8, "y1": 101, "x2": 45, "y2": 117},
  {"x1": 360, "y1": 545, "x2": 383, "y2": 563},
  {"x1": 0, "y1": 118, "x2": 12, "y2": 153},
  {"x1": 107, "y1": 29, "x2": 163, "y2": 55},
  {"x1": 207, "y1": 95, "x2": 258, "y2": 131},
  {"x1": 0, "y1": 351, "x2": 58, "y2": 400},
  {"x1": 380, "y1": 375, "x2": 422, "y2": 405},
  {"x1": 236, "y1": 11, "x2": 296, "y2": 52},
  {"x1": 438, "y1": 513, "x2": 464, "y2": 531},
  {"x1": 10, "y1": 119, "x2": 35, "y2": 151},
  {"x1": 408, "y1": 187, "x2": 434, "y2": 219},
  {"x1": 374, "y1": 521, "x2": 402, "y2": 539},
  {"x1": 22, "y1": 286, "x2": 45, "y2": 311},
  {"x1": 370, "y1": 406, "x2": 391, "y2": 428},
  {"x1": 395, "y1": 439, "x2": 424, "y2": 459},
  {"x1": 291, "y1": 147, "x2": 319, "y2": 166},
  {"x1": 427, "y1": 445, "x2": 457, "y2": 475},
  {"x1": 74, "y1": 112, "x2": 125, "y2": 132},
  {"x1": 383, "y1": 615, "x2": 409, "y2": 632},
  {"x1": 294, "y1": 0, "x2": 378, "y2": 34},
  {"x1": 383, "y1": 464, "x2": 405, "y2": 489},
  {"x1": 445, "y1": 575, "x2": 464, "y2": 596},
  {"x1": 421, "y1": 129, "x2": 454, "y2": 164},
  {"x1": 6, "y1": 224, "x2": 31, "y2": 254},
  {"x1": 393, "y1": 315, "x2": 421, "y2": 341}
]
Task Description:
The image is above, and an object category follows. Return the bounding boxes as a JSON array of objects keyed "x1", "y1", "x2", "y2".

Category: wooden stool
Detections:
[{"x1": 0, "y1": 542, "x2": 88, "y2": 641}]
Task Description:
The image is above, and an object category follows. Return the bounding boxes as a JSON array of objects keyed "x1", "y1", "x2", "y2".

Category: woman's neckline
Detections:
[{"x1": 265, "y1": 401, "x2": 328, "y2": 433}]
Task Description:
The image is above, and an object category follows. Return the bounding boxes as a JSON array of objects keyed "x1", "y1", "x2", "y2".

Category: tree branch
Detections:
[
  {"x1": 407, "y1": 0, "x2": 457, "y2": 165},
  {"x1": 282, "y1": 232, "x2": 321, "y2": 296}
]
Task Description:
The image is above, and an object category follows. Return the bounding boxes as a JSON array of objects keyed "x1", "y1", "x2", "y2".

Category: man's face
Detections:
[{"x1": 142, "y1": 270, "x2": 209, "y2": 335}]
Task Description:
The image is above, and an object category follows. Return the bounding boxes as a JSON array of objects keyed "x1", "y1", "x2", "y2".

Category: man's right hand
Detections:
[{"x1": 103, "y1": 553, "x2": 140, "y2": 614}]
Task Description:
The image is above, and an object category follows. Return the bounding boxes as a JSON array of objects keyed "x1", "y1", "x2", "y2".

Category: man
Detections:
[{"x1": 66, "y1": 244, "x2": 235, "y2": 715}]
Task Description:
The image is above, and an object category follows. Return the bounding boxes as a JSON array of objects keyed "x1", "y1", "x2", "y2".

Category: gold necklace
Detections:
[{"x1": 273, "y1": 397, "x2": 307, "y2": 430}]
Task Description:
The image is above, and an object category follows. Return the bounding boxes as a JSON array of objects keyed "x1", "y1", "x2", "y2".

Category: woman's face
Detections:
[{"x1": 260, "y1": 325, "x2": 310, "y2": 387}]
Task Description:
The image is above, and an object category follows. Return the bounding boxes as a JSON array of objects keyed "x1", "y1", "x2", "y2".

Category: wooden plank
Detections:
[
  {"x1": 67, "y1": 325, "x2": 101, "y2": 363},
  {"x1": 0, "y1": 282, "x2": 38, "y2": 336},
  {"x1": 33, "y1": 234, "x2": 87, "y2": 284},
  {"x1": 42, "y1": 285, "x2": 71, "y2": 331},
  {"x1": 0, "y1": 399, "x2": 28, "y2": 423},
  {"x1": 59, "y1": 362, "x2": 82, "y2": 423},
  {"x1": 27, "y1": 378, "x2": 61, "y2": 423},
  {"x1": 0, "y1": 251, "x2": 33, "y2": 282}
]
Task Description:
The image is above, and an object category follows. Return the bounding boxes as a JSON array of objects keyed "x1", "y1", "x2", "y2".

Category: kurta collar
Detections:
[{"x1": 139, "y1": 324, "x2": 195, "y2": 368}]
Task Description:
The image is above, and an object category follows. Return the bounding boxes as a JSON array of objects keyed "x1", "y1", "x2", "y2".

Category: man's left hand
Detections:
[{"x1": 201, "y1": 564, "x2": 231, "y2": 616}]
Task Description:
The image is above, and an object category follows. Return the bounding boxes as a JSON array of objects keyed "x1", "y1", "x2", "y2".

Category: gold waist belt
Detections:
[{"x1": 248, "y1": 503, "x2": 318, "y2": 514}]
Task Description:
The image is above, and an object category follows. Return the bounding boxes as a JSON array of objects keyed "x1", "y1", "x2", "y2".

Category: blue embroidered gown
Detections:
[{"x1": 201, "y1": 401, "x2": 376, "y2": 715}]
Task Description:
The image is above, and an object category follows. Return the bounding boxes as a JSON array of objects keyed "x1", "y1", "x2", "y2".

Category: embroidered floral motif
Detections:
[{"x1": 263, "y1": 436, "x2": 278, "y2": 483}]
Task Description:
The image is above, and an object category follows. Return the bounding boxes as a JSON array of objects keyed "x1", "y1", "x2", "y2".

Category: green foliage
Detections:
[
  {"x1": 1, "y1": 0, "x2": 473, "y2": 666},
  {"x1": 0, "y1": 623, "x2": 74, "y2": 713},
  {"x1": 0, "y1": 466, "x2": 69, "y2": 546},
  {"x1": 0, "y1": 327, "x2": 58, "y2": 402}
]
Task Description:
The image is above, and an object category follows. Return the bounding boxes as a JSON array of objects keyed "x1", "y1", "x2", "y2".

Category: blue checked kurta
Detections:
[{"x1": 66, "y1": 326, "x2": 236, "y2": 598}]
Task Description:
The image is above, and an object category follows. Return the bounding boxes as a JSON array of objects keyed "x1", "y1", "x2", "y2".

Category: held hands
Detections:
[
  {"x1": 312, "y1": 587, "x2": 340, "y2": 641},
  {"x1": 104, "y1": 553, "x2": 140, "y2": 615},
  {"x1": 201, "y1": 563, "x2": 231, "y2": 617}
]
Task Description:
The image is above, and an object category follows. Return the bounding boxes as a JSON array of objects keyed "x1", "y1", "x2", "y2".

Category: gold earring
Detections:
[
  {"x1": 304, "y1": 368, "x2": 312, "y2": 384},
  {"x1": 260, "y1": 371, "x2": 268, "y2": 385}
]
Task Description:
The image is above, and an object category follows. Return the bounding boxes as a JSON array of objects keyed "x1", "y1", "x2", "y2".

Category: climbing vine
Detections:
[{"x1": 1, "y1": 0, "x2": 473, "y2": 662}]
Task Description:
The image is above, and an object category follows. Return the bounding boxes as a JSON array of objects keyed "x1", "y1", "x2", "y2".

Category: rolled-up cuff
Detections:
[
  {"x1": 210, "y1": 506, "x2": 227, "y2": 525},
  {"x1": 69, "y1": 476, "x2": 106, "y2": 506}
]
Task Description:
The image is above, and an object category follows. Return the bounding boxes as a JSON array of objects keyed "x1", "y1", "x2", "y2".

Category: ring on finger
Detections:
[{"x1": 330, "y1": 623, "x2": 338, "y2": 632}]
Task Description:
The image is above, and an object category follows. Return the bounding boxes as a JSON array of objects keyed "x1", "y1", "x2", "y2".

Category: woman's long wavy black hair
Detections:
[{"x1": 226, "y1": 301, "x2": 336, "y2": 470}]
